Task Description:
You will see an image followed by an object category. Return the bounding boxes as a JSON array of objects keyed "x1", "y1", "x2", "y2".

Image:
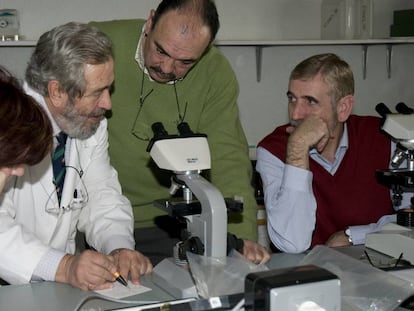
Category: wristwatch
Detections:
[{"x1": 345, "y1": 228, "x2": 353, "y2": 244}]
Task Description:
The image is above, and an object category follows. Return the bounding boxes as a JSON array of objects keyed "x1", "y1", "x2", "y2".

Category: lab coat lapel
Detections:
[
  {"x1": 28, "y1": 155, "x2": 61, "y2": 243},
  {"x1": 34, "y1": 154, "x2": 56, "y2": 199}
]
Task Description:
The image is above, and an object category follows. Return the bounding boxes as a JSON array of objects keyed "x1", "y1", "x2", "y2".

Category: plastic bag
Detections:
[
  {"x1": 187, "y1": 250, "x2": 268, "y2": 298},
  {"x1": 300, "y1": 245, "x2": 414, "y2": 311}
]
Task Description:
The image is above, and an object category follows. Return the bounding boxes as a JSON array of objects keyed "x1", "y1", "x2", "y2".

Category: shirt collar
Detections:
[
  {"x1": 23, "y1": 82, "x2": 62, "y2": 137},
  {"x1": 309, "y1": 122, "x2": 349, "y2": 174},
  {"x1": 135, "y1": 23, "x2": 150, "y2": 77}
]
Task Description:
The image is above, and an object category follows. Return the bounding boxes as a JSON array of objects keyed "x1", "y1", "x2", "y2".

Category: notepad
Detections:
[{"x1": 94, "y1": 281, "x2": 152, "y2": 299}]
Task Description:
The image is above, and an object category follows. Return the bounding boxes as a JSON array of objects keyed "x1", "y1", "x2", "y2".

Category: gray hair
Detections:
[
  {"x1": 290, "y1": 53, "x2": 354, "y2": 106},
  {"x1": 25, "y1": 22, "x2": 113, "y2": 99}
]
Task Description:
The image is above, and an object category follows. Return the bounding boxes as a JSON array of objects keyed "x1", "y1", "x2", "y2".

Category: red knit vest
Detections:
[{"x1": 258, "y1": 115, "x2": 393, "y2": 247}]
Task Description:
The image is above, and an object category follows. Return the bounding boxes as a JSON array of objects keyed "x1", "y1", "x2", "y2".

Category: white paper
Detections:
[{"x1": 94, "y1": 281, "x2": 152, "y2": 299}]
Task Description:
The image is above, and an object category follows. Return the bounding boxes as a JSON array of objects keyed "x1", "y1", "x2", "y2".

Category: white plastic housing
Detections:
[
  {"x1": 382, "y1": 114, "x2": 414, "y2": 150},
  {"x1": 149, "y1": 136, "x2": 211, "y2": 172}
]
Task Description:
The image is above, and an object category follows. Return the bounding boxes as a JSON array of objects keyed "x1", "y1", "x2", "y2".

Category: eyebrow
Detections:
[
  {"x1": 304, "y1": 95, "x2": 319, "y2": 104},
  {"x1": 286, "y1": 91, "x2": 319, "y2": 104},
  {"x1": 154, "y1": 41, "x2": 197, "y2": 63},
  {"x1": 84, "y1": 84, "x2": 112, "y2": 97}
]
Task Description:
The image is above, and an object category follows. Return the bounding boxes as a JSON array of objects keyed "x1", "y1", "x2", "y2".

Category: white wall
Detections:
[
  {"x1": 3, "y1": 0, "x2": 413, "y2": 41},
  {"x1": 2, "y1": 0, "x2": 321, "y2": 41},
  {"x1": 1, "y1": 0, "x2": 414, "y2": 154}
]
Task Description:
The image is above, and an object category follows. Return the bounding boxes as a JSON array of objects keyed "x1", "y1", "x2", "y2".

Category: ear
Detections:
[
  {"x1": 145, "y1": 10, "x2": 156, "y2": 34},
  {"x1": 337, "y1": 95, "x2": 354, "y2": 122},
  {"x1": 47, "y1": 80, "x2": 68, "y2": 108}
]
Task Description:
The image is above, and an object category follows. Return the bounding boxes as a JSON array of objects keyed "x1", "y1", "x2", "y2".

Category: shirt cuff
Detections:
[
  {"x1": 32, "y1": 249, "x2": 66, "y2": 282},
  {"x1": 349, "y1": 214, "x2": 397, "y2": 245}
]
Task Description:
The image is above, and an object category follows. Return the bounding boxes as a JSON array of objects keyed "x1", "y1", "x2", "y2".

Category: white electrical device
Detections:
[{"x1": 0, "y1": 9, "x2": 19, "y2": 39}]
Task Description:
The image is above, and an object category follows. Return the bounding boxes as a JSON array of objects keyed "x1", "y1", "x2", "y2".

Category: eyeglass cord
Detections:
[
  {"x1": 131, "y1": 70, "x2": 154, "y2": 134},
  {"x1": 131, "y1": 69, "x2": 188, "y2": 137}
]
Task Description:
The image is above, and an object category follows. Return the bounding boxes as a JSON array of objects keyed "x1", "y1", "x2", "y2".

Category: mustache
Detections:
[
  {"x1": 151, "y1": 66, "x2": 176, "y2": 80},
  {"x1": 88, "y1": 109, "x2": 106, "y2": 118},
  {"x1": 74, "y1": 108, "x2": 106, "y2": 119}
]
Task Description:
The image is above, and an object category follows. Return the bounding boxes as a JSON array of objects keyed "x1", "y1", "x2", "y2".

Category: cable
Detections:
[{"x1": 72, "y1": 293, "x2": 160, "y2": 311}]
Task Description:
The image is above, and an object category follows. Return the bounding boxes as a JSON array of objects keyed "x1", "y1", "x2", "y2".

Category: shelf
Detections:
[
  {"x1": 3, "y1": 38, "x2": 414, "y2": 47},
  {"x1": 3, "y1": 39, "x2": 414, "y2": 81},
  {"x1": 214, "y1": 38, "x2": 414, "y2": 82},
  {"x1": 0, "y1": 40, "x2": 37, "y2": 47},
  {"x1": 214, "y1": 38, "x2": 414, "y2": 46}
]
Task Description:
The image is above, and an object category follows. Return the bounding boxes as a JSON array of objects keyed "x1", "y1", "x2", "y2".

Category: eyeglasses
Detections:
[
  {"x1": 361, "y1": 250, "x2": 412, "y2": 270},
  {"x1": 130, "y1": 72, "x2": 188, "y2": 141},
  {"x1": 45, "y1": 165, "x2": 89, "y2": 215}
]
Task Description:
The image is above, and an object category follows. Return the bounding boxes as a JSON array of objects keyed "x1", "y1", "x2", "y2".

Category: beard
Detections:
[{"x1": 54, "y1": 99, "x2": 104, "y2": 140}]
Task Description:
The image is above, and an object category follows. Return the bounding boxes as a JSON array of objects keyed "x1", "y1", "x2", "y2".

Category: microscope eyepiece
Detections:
[
  {"x1": 375, "y1": 103, "x2": 392, "y2": 118},
  {"x1": 151, "y1": 122, "x2": 169, "y2": 138},
  {"x1": 177, "y1": 122, "x2": 194, "y2": 136},
  {"x1": 395, "y1": 102, "x2": 414, "y2": 115}
]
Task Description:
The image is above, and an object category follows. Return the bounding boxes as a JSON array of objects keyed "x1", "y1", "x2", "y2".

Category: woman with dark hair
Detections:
[{"x1": 0, "y1": 66, "x2": 52, "y2": 192}]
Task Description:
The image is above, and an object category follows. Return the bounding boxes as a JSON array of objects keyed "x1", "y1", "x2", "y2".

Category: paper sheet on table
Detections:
[{"x1": 94, "y1": 281, "x2": 152, "y2": 299}]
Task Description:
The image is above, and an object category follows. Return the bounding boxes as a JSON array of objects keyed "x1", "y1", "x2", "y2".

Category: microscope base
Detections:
[{"x1": 152, "y1": 258, "x2": 198, "y2": 299}]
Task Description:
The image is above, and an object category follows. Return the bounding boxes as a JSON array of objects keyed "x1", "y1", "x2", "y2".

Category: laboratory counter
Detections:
[{"x1": 0, "y1": 246, "x2": 412, "y2": 311}]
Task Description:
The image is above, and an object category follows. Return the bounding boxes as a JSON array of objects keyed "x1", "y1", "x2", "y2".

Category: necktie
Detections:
[{"x1": 52, "y1": 132, "x2": 67, "y2": 204}]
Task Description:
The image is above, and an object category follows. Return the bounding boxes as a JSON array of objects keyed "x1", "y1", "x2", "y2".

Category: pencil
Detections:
[{"x1": 113, "y1": 271, "x2": 128, "y2": 287}]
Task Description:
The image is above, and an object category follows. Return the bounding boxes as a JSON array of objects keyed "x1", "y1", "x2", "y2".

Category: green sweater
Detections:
[{"x1": 91, "y1": 19, "x2": 257, "y2": 241}]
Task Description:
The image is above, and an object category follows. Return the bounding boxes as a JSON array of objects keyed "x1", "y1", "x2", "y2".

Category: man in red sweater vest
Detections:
[{"x1": 256, "y1": 53, "x2": 410, "y2": 253}]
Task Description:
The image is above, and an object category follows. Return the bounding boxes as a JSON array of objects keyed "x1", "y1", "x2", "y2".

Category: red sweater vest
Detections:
[{"x1": 258, "y1": 115, "x2": 393, "y2": 247}]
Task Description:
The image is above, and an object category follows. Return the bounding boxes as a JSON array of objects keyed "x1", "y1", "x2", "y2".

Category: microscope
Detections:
[
  {"x1": 375, "y1": 103, "x2": 414, "y2": 207},
  {"x1": 146, "y1": 122, "x2": 231, "y2": 298},
  {"x1": 365, "y1": 103, "x2": 414, "y2": 262}
]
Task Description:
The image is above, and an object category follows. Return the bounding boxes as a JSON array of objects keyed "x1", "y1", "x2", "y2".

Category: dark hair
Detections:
[
  {"x1": 0, "y1": 66, "x2": 53, "y2": 167},
  {"x1": 290, "y1": 53, "x2": 354, "y2": 105},
  {"x1": 152, "y1": 0, "x2": 220, "y2": 43},
  {"x1": 25, "y1": 22, "x2": 113, "y2": 100}
]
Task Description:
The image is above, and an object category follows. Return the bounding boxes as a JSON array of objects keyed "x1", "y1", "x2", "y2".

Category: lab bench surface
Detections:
[{"x1": 0, "y1": 246, "x2": 412, "y2": 311}]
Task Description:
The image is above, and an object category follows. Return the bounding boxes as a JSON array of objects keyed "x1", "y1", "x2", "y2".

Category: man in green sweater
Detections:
[{"x1": 91, "y1": 0, "x2": 269, "y2": 265}]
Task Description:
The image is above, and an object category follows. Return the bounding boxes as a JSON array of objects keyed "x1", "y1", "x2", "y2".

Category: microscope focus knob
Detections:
[{"x1": 177, "y1": 236, "x2": 205, "y2": 260}]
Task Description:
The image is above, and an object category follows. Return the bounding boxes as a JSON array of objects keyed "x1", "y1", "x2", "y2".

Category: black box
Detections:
[{"x1": 245, "y1": 265, "x2": 340, "y2": 311}]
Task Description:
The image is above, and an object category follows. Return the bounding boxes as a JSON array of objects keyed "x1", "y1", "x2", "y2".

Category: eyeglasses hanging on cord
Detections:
[{"x1": 131, "y1": 71, "x2": 188, "y2": 141}]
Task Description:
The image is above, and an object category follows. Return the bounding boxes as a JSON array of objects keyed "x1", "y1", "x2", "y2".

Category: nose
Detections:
[
  {"x1": 160, "y1": 57, "x2": 175, "y2": 75},
  {"x1": 98, "y1": 89, "x2": 112, "y2": 111},
  {"x1": 289, "y1": 101, "x2": 307, "y2": 121}
]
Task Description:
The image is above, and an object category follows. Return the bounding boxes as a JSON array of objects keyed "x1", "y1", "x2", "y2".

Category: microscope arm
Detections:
[{"x1": 177, "y1": 173, "x2": 228, "y2": 258}]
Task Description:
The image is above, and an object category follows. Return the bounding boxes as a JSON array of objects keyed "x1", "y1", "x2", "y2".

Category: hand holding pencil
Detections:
[{"x1": 110, "y1": 248, "x2": 153, "y2": 286}]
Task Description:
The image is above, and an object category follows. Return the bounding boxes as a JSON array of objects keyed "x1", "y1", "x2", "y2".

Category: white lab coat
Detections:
[{"x1": 0, "y1": 88, "x2": 135, "y2": 284}]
